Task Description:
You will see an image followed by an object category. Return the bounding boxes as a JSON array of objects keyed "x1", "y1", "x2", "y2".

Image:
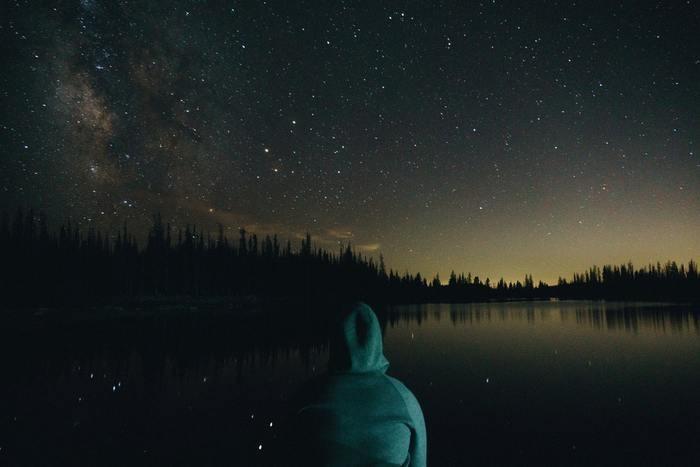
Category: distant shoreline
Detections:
[{"x1": 1, "y1": 295, "x2": 696, "y2": 318}]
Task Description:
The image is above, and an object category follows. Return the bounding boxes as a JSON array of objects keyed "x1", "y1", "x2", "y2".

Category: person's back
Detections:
[{"x1": 290, "y1": 302, "x2": 426, "y2": 466}]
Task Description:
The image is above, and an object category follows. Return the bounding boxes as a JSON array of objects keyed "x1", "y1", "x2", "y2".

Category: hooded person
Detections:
[{"x1": 287, "y1": 301, "x2": 427, "y2": 466}]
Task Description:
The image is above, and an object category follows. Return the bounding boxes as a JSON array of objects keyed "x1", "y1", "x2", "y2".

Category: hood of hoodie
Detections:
[{"x1": 328, "y1": 302, "x2": 390, "y2": 374}]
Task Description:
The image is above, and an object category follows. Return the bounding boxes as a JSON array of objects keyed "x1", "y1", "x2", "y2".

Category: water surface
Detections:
[
  {"x1": 1, "y1": 301, "x2": 698, "y2": 466},
  {"x1": 384, "y1": 301, "x2": 700, "y2": 466}
]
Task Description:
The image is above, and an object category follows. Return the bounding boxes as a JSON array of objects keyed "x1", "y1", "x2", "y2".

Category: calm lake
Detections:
[{"x1": 1, "y1": 300, "x2": 699, "y2": 466}]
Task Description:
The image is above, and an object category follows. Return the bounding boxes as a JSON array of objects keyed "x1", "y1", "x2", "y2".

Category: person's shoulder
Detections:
[
  {"x1": 384, "y1": 375, "x2": 422, "y2": 413},
  {"x1": 384, "y1": 374, "x2": 413, "y2": 396}
]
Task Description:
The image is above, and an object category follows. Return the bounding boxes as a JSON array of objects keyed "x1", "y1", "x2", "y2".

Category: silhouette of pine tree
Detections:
[{"x1": 1, "y1": 206, "x2": 698, "y2": 308}]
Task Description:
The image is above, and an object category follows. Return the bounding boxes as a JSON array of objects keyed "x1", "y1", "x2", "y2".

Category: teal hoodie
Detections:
[{"x1": 290, "y1": 302, "x2": 427, "y2": 466}]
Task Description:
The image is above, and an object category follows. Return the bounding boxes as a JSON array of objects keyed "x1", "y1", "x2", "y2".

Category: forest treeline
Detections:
[{"x1": 1, "y1": 208, "x2": 698, "y2": 308}]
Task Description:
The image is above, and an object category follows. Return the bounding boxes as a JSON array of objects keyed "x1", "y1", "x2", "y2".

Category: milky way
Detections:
[{"x1": 1, "y1": 1, "x2": 698, "y2": 283}]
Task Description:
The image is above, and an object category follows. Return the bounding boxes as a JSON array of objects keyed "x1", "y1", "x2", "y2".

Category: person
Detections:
[{"x1": 288, "y1": 301, "x2": 427, "y2": 466}]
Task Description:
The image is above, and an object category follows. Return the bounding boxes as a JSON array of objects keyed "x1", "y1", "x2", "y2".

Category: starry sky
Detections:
[{"x1": 1, "y1": 1, "x2": 699, "y2": 283}]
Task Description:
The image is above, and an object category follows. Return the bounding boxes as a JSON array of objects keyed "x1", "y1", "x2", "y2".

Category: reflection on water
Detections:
[
  {"x1": 1, "y1": 301, "x2": 699, "y2": 466},
  {"x1": 384, "y1": 301, "x2": 700, "y2": 467},
  {"x1": 386, "y1": 300, "x2": 700, "y2": 335}
]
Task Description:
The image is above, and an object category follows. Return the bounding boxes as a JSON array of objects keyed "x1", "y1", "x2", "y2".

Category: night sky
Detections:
[{"x1": 1, "y1": 1, "x2": 698, "y2": 283}]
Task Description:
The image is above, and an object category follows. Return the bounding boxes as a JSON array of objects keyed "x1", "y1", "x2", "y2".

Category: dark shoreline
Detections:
[{"x1": 1, "y1": 295, "x2": 696, "y2": 319}]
